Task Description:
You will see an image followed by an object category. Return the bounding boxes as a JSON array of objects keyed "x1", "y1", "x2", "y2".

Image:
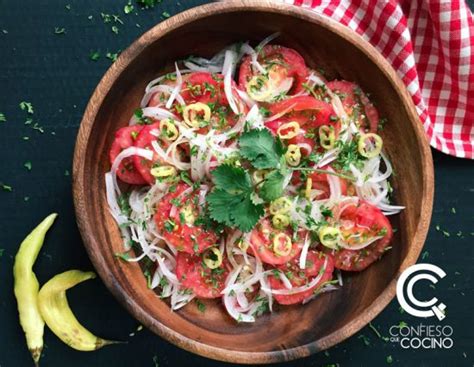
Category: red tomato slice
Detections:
[
  {"x1": 291, "y1": 165, "x2": 349, "y2": 200},
  {"x1": 268, "y1": 251, "x2": 335, "y2": 305},
  {"x1": 267, "y1": 96, "x2": 337, "y2": 130},
  {"x1": 327, "y1": 80, "x2": 380, "y2": 133},
  {"x1": 239, "y1": 45, "x2": 309, "y2": 95},
  {"x1": 109, "y1": 125, "x2": 147, "y2": 185},
  {"x1": 132, "y1": 122, "x2": 171, "y2": 185},
  {"x1": 180, "y1": 72, "x2": 245, "y2": 132},
  {"x1": 154, "y1": 183, "x2": 218, "y2": 254},
  {"x1": 249, "y1": 218, "x2": 304, "y2": 265},
  {"x1": 333, "y1": 201, "x2": 393, "y2": 271},
  {"x1": 175, "y1": 251, "x2": 229, "y2": 298}
]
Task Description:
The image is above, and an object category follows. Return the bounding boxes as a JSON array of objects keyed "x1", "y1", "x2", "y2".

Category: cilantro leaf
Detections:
[
  {"x1": 207, "y1": 165, "x2": 263, "y2": 232},
  {"x1": 239, "y1": 128, "x2": 284, "y2": 169},
  {"x1": 232, "y1": 194, "x2": 265, "y2": 232},
  {"x1": 259, "y1": 170, "x2": 285, "y2": 202},
  {"x1": 212, "y1": 164, "x2": 251, "y2": 192}
]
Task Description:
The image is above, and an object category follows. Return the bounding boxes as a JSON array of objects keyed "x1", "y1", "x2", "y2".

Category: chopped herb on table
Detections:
[
  {"x1": 89, "y1": 50, "x2": 100, "y2": 61},
  {"x1": 386, "y1": 355, "x2": 393, "y2": 364},
  {"x1": 19, "y1": 101, "x2": 34, "y2": 114},
  {"x1": 1, "y1": 182, "x2": 12, "y2": 192},
  {"x1": 124, "y1": 2, "x2": 134, "y2": 14},
  {"x1": 136, "y1": 0, "x2": 162, "y2": 8},
  {"x1": 53, "y1": 27, "x2": 66, "y2": 35},
  {"x1": 106, "y1": 52, "x2": 120, "y2": 62},
  {"x1": 24, "y1": 161, "x2": 32, "y2": 171},
  {"x1": 0, "y1": 113, "x2": 6, "y2": 122}
]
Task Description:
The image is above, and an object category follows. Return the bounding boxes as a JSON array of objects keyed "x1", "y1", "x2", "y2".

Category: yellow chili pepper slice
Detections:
[
  {"x1": 319, "y1": 125, "x2": 335, "y2": 150},
  {"x1": 179, "y1": 205, "x2": 195, "y2": 225},
  {"x1": 238, "y1": 239, "x2": 250, "y2": 252},
  {"x1": 203, "y1": 247, "x2": 223, "y2": 269},
  {"x1": 272, "y1": 233, "x2": 292, "y2": 257},
  {"x1": 272, "y1": 213, "x2": 290, "y2": 229},
  {"x1": 269, "y1": 197, "x2": 292, "y2": 215},
  {"x1": 318, "y1": 226, "x2": 341, "y2": 249},
  {"x1": 159, "y1": 119, "x2": 179, "y2": 141},
  {"x1": 252, "y1": 169, "x2": 269, "y2": 184},
  {"x1": 285, "y1": 144, "x2": 301, "y2": 166},
  {"x1": 150, "y1": 165, "x2": 177, "y2": 178},
  {"x1": 183, "y1": 102, "x2": 211, "y2": 128},
  {"x1": 277, "y1": 121, "x2": 300, "y2": 140},
  {"x1": 358, "y1": 133, "x2": 383, "y2": 158},
  {"x1": 246, "y1": 75, "x2": 273, "y2": 102},
  {"x1": 305, "y1": 178, "x2": 313, "y2": 199}
]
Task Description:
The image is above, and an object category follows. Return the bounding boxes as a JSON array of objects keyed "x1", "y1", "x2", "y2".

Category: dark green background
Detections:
[{"x1": 0, "y1": 1, "x2": 473, "y2": 366}]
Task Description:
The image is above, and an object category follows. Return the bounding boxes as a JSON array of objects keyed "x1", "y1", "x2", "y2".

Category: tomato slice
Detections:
[
  {"x1": 267, "y1": 96, "x2": 337, "y2": 131},
  {"x1": 267, "y1": 250, "x2": 335, "y2": 305},
  {"x1": 239, "y1": 45, "x2": 309, "y2": 96},
  {"x1": 291, "y1": 165, "x2": 349, "y2": 200},
  {"x1": 179, "y1": 72, "x2": 245, "y2": 132},
  {"x1": 327, "y1": 80, "x2": 380, "y2": 133},
  {"x1": 109, "y1": 125, "x2": 147, "y2": 185},
  {"x1": 249, "y1": 218, "x2": 304, "y2": 265},
  {"x1": 132, "y1": 122, "x2": 171, "y2": 185},
  {"x1": 175, "y1": 251, "x2": 229, "y2": 298},
  {"x1": 154, "y1": 183, "x2": 218, "y2": 254},
  {"x1": 333, "y1": 201, "x2": 393, "y2": 271}
]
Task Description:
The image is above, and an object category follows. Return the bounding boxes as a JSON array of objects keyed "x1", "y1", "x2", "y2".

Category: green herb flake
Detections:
[
  {"x1": 106, "y1": 51, "x2": 120, "y2": 62},
  {"x1": 64, "y1": 169, "x2": 70, "y2": 176},
  {"x1": 196, "y1": 299, "x2": 206, "y2": 313},
  {"x1": 152, "y1": 355, "x2": 160, "y2": 367},
  {"x1": 54, "y1": 27, "x2": 66, "y2": 35},
  {"x1": 0, "y1": 249, "x2": 4, "y2": 257},
  {"x1": 111, "y1": 25, "x2": 119, "y2": 34},
  {"x1": 386, "y1": 355, "x2": 393, "y2": 364},
  {"x1": 89, "y1": 50, "x2": 100, "y2": 61},
  {"x1": 451, "y1": 207, "x2": 456, "y2": 214},
  {"x1": 114, "y1": 252, "x2": 131, "y2": 262},
  {"x1": 65, "y1": 4, "x2": 71, "y2": 10},
  {"x1": 19, "y1": 101, "x2": 34, "y2": 114},
  {"x1": 1, "y1": 183, "x2": 12, "y2": 192},
  {"x1": 124, "y1": 2, "x2": 134, "y2": 14},
  {"x1": 0, "y1": 113, "x2": 6, "y2": 122},
  {"x1": 162, "y1": 11, "x2": 170, "y2": 18},
  {"x1": 24, "y1": 161, "x2": 32, "y2": 171},
  {"x1": 24, "y1": 196, "x2": 30, "y2": 202},
  {"x1": 137, "y1": 0, "x2": 163, "y2": 9}
]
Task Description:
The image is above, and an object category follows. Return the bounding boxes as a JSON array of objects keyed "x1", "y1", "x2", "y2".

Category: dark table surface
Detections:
[{"x1": 0, "y1": 1, "x2": 473, "y2": 366}]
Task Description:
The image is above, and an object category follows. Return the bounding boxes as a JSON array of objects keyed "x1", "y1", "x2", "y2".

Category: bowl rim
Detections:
[{"x1": 73, "y1": 0, "x2": 434, "y2": 364}]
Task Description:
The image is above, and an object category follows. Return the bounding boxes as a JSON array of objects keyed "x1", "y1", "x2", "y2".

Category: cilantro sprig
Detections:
[
  {"x1": 206, "y1": 165, "x2": 264, "y2": 232},
  {"x1": 239, "y1": 128, "x2": 284, "y2": 170}
]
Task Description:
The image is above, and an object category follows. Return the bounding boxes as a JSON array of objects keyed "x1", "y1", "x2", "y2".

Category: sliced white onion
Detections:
[{"x1": 165, "y1": 62, "x2": 183, "y2": 109}]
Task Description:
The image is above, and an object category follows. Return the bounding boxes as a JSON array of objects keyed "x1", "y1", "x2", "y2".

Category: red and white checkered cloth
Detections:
[{"x1": 279, "y1": 0, "x2": 474, "y2": 159}]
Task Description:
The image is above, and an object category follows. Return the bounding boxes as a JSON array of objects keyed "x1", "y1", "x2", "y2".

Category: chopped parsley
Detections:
[
  {"x1": 124, "y1": 2, "x2": 134, "y2": 14},
  {"x1": 54, "y1": 27, "x2": 66, "y2": 35},
  {"x1": 1, "y1": 182, "x2": 12, "y2": 192},
  {"x1": 136, "y1": 0, "x2": 162, "y2": 8},
  {"x1": 106, "y1": 51, "x2": 120, "y2": 62},
  {"x1": 89, "y1": 50, "x2": 100, "y2": 61},
  {"x1": 19, "y1": 101, "x2": 34, "y2": 114},
  {"x1": 196, "y1": 299, "x2": 206, "y2": 313},
  {"x1": 162, "y1": 11, "x2": 170, "y2": 18},
  {"x1": 0, "y1": 113, "x2": 6, "y2": 122},
  {"x1": 24, "y1": 161, "x2": 32, "y2": 171},
  {"x1": 114, "y1": 252, "x2": 131, "y2": 261}
]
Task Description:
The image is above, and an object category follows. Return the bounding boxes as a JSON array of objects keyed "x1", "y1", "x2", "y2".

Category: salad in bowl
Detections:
[{"x1": 105, "y1": 34, "x2": 403, "y2": 323}]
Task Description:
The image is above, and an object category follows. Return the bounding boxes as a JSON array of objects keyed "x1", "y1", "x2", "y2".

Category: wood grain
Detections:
[{"x1": 72, "y1": 1, "x2": 434, "y2": 364}]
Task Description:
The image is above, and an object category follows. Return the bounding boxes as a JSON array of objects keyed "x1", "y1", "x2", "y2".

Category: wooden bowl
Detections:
[{"x1": 73, "y1": 1, "x2": 434, "y2": 363}]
